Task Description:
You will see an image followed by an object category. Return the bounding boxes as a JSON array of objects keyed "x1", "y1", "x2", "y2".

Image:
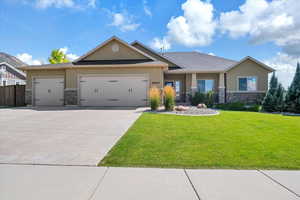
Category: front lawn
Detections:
[{"x1": 100, "y1": 111, "x2": 300, "y2": 169}]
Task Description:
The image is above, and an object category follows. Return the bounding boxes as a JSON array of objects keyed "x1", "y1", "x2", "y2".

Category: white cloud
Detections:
[
  {"x1": 111, "y1": 12, "x2": 140, "y2": 32},
  {"x1": 150, "y1": 37, "x2": 171, "y2": 51},
  {"x1": 35, "y1": 0, "x2": 75, "y2": 9},
  {"x1": 264, "y1": 52, "x2": 299, "y2": 88},
  {"x1": 208, "y1": 52, "x2": 215, "y2": 56},
  {"x1": 59, "y1": 47, "x2": 79, "y2": 61},
  {"x1": 88, "y1": 0, "x2": 96, "y2": 8},
  {"x1": 143, "y1": 0, "x2": 152, "y2": 17},
  {"x1": 16, "y1": 53, "x2": 43, "y2": 65},
  {"x1": 219, "y1": 0, "x2": 300, "y2": 56},
  {"x1": 166, "y1": 0, "x2": 217, "y2": 47}
]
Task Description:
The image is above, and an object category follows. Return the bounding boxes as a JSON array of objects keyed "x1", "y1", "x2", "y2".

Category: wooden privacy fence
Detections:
[{"x1": 0, "y1": 85, "x2": 25, "y2": 107}]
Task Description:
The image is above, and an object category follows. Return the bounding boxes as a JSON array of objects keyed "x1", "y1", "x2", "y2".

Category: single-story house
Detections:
[{"x1": 20, "y1": 36, "x2": 275, "y2": 106}]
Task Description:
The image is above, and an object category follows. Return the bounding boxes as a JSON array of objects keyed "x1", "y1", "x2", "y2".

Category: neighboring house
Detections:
[
  {"x1": 0, "y1": 52, "x2": 26, "y2": 69},
  {"x1": 0, "y1": 52, "x2": 27, "y2": 86},
  {"x1": 0, "y1": 62, "x2": 26, "y2": 86},
  {"x1": 20, "y1": 36, "x2": 274, "y2": 106}
]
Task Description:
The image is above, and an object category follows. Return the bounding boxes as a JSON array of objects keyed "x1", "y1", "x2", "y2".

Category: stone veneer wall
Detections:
[
  {"x1": 64, "y1": 89, "x2": 78, "y2": 105},
  {"x1": 25, "y1": 89, "x2": 32, "y2": 105},
  {"x1": 218, "y1": 88, "x2": 225, "y2": 104},
  {"x1": 226, "y1": 92, "x2": 265, "y2": 104}
]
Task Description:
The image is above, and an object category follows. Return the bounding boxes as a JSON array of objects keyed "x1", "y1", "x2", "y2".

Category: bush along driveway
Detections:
[{"x1": 100, "y1": 111, "x2": 300, "y2": 169}]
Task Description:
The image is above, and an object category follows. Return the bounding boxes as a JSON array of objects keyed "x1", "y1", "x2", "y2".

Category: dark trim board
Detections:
[{"x1": 73, "y1": 59, "x2": 153, "y2": 65}]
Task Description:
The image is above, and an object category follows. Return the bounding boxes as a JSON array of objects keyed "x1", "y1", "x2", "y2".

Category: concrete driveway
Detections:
[{"x1": 0, "y1": 107, "x2": 142, "y2": 166}]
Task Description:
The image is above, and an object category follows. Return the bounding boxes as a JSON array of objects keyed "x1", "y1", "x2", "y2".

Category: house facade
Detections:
[{"x1": 21, "y1": 36, "x2": 274, "y2": 107}]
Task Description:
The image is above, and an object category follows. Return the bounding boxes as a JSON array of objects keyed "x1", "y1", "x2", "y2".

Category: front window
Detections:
[
  {"x1": 197, "y1": 80, "x2": 214, "y2": 93},
  {"x1": 238, "y1": 77, "x2": 257, "y2": 91}
]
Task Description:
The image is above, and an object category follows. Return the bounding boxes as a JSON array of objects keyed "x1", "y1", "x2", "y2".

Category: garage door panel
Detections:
[
  {"x1": 79, "y1": 76, "x2": 148, "y2": 107},
  {"x1": 34, "y1": 78, "x2": 64, "y2": 106}
]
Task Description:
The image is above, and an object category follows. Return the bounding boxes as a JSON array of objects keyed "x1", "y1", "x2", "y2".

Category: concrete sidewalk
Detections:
[{"x1": 0, "y1": 164, "x2": 299, "y2": 200}]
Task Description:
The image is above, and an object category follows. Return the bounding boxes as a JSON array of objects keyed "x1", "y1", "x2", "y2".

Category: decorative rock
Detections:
[
  {"x1": 175, "y1": 105, "x2": 188, "y2": 111},
  {"x1": 197, "y1": 104, "x2": 207, "y2": 109}
]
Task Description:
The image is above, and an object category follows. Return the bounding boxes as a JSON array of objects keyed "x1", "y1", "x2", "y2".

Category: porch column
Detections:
[
  {"x1": 191, "y1": 73, "x2": 197, "y2": 96},
  {"x1": 218, "y1": 73, "x2": 225, "y2": 103}
]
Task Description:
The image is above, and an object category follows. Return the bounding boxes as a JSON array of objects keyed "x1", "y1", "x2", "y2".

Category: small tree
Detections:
[
  {"x1": 285, "y1": 63, "x2": 300, "y2": 113},
  {"x1": 48, "y1": 49, "x2": 70, "y2": 64},
  {"x1": 262, "y1": 72, "x2": 278, "y2": 112}
]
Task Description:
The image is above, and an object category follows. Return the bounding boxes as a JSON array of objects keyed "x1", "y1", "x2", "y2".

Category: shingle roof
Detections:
[
  {"x1": 0, "y1": 52, "x2": 27, "y2": 68},
  {"x1": 161, "y1": 51, "x2": 237, "y2": 72}
]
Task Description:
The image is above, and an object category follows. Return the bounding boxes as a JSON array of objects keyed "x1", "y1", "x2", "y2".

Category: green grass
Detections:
[{"x1": 99, "y1": 111, "x2": 300, "y2": 169}]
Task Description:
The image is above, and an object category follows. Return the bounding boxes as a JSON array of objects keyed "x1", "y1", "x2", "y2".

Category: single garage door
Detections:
[
  {"x1": 34, "y1": 78, "x2": 64, "y2": 106},
  {"x1": 79, "y1": 76, "x2": 148, "y2": 107}
]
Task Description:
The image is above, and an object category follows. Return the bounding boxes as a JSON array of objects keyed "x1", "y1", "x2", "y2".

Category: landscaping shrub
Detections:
[
  {"x1": 191, "y1": 92, "x2": 206, "y2": 106},
  {"x1": 215, "y1": 102, "x2": 261, "y2": 112},
  {"x1": 191, "y1": 91, "x2": 215, "y2": 107},
  {"x1": 149, "y1": 87, "x2": 160, "y2": 111},
  {"x1": 163, "y1": 86, "x2": 175, "y2": 111}
]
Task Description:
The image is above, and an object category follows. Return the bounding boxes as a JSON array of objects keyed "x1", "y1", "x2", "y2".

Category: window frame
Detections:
[
  {"x1": 237, "y1": 76, "x2": 258, "y2": 92},
  {"x1": 197, "y1": 79, "x2": 215, "y2": 93}
]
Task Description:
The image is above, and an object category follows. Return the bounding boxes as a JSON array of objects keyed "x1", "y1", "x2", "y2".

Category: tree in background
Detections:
[
  {"x1": 285, "y1": 63, "x2": 300, "y2": 113},
  {"x1": 275, "y1": 83, "x2": 285, "y2": 112},
  {"x1": 48, "y1": 49, "x2": 70, "y2": 64},
  {"x1": 262, "y1": 72, "x2": 279, "y2": 112}
]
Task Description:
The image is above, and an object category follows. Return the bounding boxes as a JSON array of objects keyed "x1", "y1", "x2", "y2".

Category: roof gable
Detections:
[
  {"x1": 74, "y1": 36, "x2": 156, "y2": 62},
  {"x1": 225, "y1": 56, "x2": 275, "y2": 72}
]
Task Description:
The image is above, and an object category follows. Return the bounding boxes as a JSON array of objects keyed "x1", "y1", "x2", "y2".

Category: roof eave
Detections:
[{"x1": 19, "y1": 63, "x2": 168, "y2": 71}]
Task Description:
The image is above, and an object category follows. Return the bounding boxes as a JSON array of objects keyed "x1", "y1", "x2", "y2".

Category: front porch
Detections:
[{"x1": 164, "y1": 72, "x2": 225, "y2": 104}]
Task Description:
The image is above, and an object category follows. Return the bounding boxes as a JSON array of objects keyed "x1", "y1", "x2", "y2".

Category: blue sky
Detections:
[{"x1": 1, "y1": 0, "x2": 299, "y2": 87}]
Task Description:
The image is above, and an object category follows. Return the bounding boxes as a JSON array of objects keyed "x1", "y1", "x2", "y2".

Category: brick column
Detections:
[
  {"x1": 64, "y1": 88, "x2": 78, "y2": 106},
  {"x1": 218, "y1": 73, "x2": 225, "y2": 104}
]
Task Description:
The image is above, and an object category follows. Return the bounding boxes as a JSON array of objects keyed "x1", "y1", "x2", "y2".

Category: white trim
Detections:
[
  {"x1": 236, "y1": 76, "x2": 258, "y2": 92},
  {"x1": 0, "y1": 62, "x2": 26, "y2": 78},
  {"x1": 74, "y1": 36, "x2": 157, "y2": 62}
]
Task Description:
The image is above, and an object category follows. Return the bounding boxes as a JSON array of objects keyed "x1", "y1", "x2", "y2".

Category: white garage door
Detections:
[
  {"x1": 34, "y1": 78, "x2": 64, "y2": 106},
  {"x1": 79, "y1": 76, "x2": 148, "y2": 107}
]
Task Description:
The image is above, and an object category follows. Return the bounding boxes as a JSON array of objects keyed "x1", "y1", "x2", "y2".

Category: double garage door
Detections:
[
  {"x1": 79, "y1": 76, "x2": 148, "y2": 107},
  {"x1": 33, "y1": 76, "x2": 148, "y2": 107}
]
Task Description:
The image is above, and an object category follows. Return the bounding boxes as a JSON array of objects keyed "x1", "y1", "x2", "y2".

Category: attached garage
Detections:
[
  {"x1": 33, "y1": 77, "x2": 64, "y2": 106},
  {"x1": 22, "y1": 36, "x2": 168, "y2": 107},
  {"x1": 79, "y1": 75, "x2": 148, "y2": 107}
]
